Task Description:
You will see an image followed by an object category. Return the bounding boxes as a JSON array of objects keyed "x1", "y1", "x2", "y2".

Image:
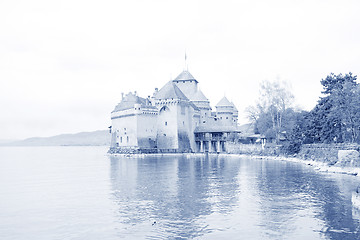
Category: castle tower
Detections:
[
  {"x1": 154, "y1": 81, "x2": 197, "y2": 152},
  {"x1": 215, "y1": 96, "x2": 234, "y2": 126},
  {"x1": 231, "y1": 102, "x2": 239, "y2": 126},
  {"x1": 172, "y1": 70, "x2": 198, "y2": 99},
  {"x1": 110, "y1": 92, "x2": 158, "y2": 151},
  {"x1": 190, "y1": 89, "x2": 211, "y2": 125}
]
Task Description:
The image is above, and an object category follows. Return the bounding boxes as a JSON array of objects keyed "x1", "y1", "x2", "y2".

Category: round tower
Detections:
[{"x1": 215, "y1": 96, "x2": 234, "y2": 126}]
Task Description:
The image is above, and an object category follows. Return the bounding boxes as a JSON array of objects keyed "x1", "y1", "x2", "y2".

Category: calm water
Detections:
[{"x1": 1, "y1": 147, "x2": 360, "y2": 239}]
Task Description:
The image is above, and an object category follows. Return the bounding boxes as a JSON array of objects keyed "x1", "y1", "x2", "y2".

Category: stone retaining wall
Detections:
[{"x1": 297, "y1": 143, "x2": 360, "y2": 165}]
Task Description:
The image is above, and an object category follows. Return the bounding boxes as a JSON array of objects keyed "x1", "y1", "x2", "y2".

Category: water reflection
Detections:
[
  {"x1": 109, "y1": 155, "x2": 360, "y2": 239},
  {"x1": 109, "y1": 155, "x2": 241, "y2": 239},
  {"x1": 255, "y1": 159, "x2": 360, "y2": 239}
]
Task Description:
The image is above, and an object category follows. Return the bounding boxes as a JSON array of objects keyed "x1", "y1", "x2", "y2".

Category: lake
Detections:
[{"x1": 1, "y1": 146, "x2": 360, "y2": 239}]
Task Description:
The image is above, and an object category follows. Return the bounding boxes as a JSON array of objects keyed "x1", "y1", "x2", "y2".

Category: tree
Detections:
[
  {"x1": 305, "y1": 72, "x2": 359, "y2": 143},
  {"x1": 331, "y1": 81, "x2": 360, "y2": 142},
  {"x1": 320, "y1": 72, "x2": 357, "y2": 95},
  {"x1": 281, "y1": 110, "x2": 308, "y2": 154},
  {"x1": 247, "y1": 80, "x2": 294, "y2": 143}
]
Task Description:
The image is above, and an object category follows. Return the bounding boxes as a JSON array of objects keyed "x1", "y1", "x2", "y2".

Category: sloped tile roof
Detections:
[
  {"x1": 231, "y1": 101, "x2": 238, "y2": 112},
  {"x1": 194, "y1": 125, "x2": 241, "y2": 133},
  {"x1": 216, "y1": 96, "x2": 232, "y2": 107},
  {"x1": 190, "y1": 90, "x2": 208, "y2": 101},
  {"x1": 174, "y1": 70, "x2": 196, "y2": 81},
  {"x1": 155, "y1": 81, "x2": 189, "y2": 100}
]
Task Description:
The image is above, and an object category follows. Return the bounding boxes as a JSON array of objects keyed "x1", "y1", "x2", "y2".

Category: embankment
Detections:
[{"x1": 226, "y1": 142, "x2": 360, "y2": 175}]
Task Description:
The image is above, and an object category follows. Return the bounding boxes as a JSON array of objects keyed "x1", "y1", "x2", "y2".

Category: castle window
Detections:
[
  {"x1": 120, "y1": 137, "x2": 122, "y2": 143},
  {"x1": 220, "y1": 117, "x2": 222, "y2": 119},
  {"x1": 226, "y1": 117, "x2": 228, "y2": 119},
  {"x1": 183, "y1": 81, "x2": 185, "y2": 83},
  {"x1": 183, "y1": 121, "x2": 184, "y2": 126},
  {"x1": 165, "y1": 121, "x2": 167, "y2": 126},
  {"x1": 127, "y1": 136, "x2": 129, "y2": 143},
  {"x1": 181, "y1": 105, "x2": 185, "y2": 115}
]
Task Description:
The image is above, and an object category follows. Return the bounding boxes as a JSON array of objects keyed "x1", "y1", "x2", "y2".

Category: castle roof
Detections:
[
  {"x1": 216, "y1": 96, "x2": 233, "y2": 107},
  {"x1": 112, "y1": 92, "x2": 148, "y2": 112},
  {"x1": 173, "y1": 70, "x2": 198, "y2": 83},
  {"x1": 194, "y1": 125, "x2": 241, "y2": 133},
  {"x1": 155, "y1": 81, "x2": 189, "y2": 100},
  {"x1": 190, "y1": 90, "x2": 208, "y2": 102},
  {"x1": 231, "y1": 102, "x2": 238, "y2": 112}
]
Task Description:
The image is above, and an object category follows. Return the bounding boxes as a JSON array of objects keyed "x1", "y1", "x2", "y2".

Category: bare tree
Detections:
[{"x1": 247, "y1": 80, "x2": 294, "y2": 143}]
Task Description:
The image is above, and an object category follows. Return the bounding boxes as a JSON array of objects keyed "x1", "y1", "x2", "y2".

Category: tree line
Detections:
[{"x1": 247, "y1": 72, "x2": 360, "y2": 154}]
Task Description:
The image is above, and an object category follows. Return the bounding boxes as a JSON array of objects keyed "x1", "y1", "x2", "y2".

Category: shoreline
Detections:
[
  {"x1": 243, "y1": 154, "x2": 360, "y2": 176},
  {"x1": 108, "y1": 152, "x2": 360, "y2": 177}
]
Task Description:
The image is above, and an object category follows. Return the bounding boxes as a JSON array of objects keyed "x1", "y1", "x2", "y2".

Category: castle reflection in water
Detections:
[{"x1": 109, "y1": 154, "x2": 360, "y2": 239}]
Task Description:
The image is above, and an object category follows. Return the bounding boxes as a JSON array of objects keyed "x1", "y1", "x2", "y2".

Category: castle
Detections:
[{"x1": 109, "y1": 69, "x2": 240, "y2": 153}]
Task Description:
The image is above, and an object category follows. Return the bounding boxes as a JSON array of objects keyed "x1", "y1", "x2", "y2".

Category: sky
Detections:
[{"x1": 1, "y1": 0, "x2": 360, "y2": 140}]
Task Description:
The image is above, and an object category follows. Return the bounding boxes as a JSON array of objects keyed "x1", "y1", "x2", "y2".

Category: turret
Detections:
[{"x1": 215, "y1": 96, "x2": 234, "y2": 126}]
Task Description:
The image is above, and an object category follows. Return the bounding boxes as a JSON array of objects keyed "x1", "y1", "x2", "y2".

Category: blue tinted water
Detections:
[{"x1": 0, "y1": 146, "x2": 360, "y2": 239}]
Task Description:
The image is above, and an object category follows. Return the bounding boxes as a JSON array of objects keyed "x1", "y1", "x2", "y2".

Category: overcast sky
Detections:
[{"x1": 1, "y1": 0, "x2": 359, "y2": 139}]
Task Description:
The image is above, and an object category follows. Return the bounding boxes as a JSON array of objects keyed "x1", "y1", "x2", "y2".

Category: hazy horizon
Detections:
[{"x1": 1, "y1": 0, "x2": 359, "y2": 139}]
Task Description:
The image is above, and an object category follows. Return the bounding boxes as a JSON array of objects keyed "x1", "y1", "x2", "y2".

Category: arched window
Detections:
[{"x1": 159, "y1": 106, "x2": 170, "y2": 113}]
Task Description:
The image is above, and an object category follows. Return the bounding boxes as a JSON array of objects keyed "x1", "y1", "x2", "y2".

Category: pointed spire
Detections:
[{"x1": 184, "y1": 50, "x2": 188, "y2": 70}]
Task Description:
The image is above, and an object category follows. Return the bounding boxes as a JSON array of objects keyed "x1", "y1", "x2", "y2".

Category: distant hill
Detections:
[{"x1": 1, "y1": 130, "x2": 111, "y2": 146}]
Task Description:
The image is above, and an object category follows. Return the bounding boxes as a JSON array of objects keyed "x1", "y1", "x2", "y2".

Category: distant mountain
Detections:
[
  {"x1": 0, "y1": 139, "x2": 18, "y2": 144},
  {"x1": 1, "y1": 130, "x2": 111, "y2": 146}
]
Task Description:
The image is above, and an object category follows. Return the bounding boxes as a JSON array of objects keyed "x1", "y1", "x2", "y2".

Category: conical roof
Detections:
[
  {"x1": 231, "y1": 101, "x2": 238, "y2": 112},
  {"x1": 155, "y1": 81, "x2": 189, "y2": 100},
  {"x1": 174, "y1": 70, "x2": 198, "y2": 82},
  {"x1": 190, "y1": 90, "x2": 208, "y2": 101},
  {"x1": 216, "y1": 96, "x2": 232, "y2": 107}
]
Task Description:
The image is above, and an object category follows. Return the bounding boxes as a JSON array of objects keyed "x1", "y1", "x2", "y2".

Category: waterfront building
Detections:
[{"x1": 110, "y1": 69, "x2": 240, "y2": 153}]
